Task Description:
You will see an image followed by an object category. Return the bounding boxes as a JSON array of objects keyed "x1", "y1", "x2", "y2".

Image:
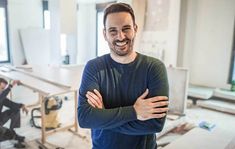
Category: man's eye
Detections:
[
  {"x1": 123, "y1": 28, "x2": 131, "y2": 32},
  {"x1": 109, "y1": 30, "x2": 117, "y2": 35}
]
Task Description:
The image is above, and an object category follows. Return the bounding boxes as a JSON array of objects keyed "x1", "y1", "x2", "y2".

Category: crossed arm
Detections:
[{"x1": 86, "y1": 89, "x2": 169, "y2": 135}]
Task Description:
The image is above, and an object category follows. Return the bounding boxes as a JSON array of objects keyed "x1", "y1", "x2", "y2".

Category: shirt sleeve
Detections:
[
  {"x1": 77, "y1": 60, "x2": 137, "y2": 129},
  {"x1": 0, "y1": 85, "x2": 12, "y2": 105},
  {"x1": 3, "y1": 98, "x2": 23, "y2": 110},
  {"x1": 110, "y1": 61, "x2": 169, "y2": 135}
]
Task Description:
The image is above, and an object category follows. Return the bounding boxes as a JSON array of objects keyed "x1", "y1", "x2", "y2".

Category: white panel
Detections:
[
  {"x1": 20, "y1": 28, "x2": 50, "y2": 65},
  {"x1": 167, "y1": 67, "x2": 189, "y2": 115},
  {"x1": 8, "y1": 0, "x2": 43, "y2": 65}
]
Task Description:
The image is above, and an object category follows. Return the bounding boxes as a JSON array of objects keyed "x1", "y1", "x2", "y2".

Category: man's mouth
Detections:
[{"x1": 114, "y1": 40, "x2": 128, "y2": 47}]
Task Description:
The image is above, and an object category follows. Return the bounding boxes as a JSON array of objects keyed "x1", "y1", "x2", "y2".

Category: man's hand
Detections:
[
  {"x1": 86, "y1": 89, "x2": 104, "y2": 109},
  {"x1": 11, "y1": 80, "x2": 21, "y2": 87},
  {"x1": 133, "y1": 89, "x2": 168, "y2": 121},
  {"x1": 21, "y1": 104, "x2": 28, "y2": 115}
]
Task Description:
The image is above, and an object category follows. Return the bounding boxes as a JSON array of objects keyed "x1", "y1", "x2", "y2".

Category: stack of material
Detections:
[{"x1": 197, "y1": 99, "x2": 235, "y2": 115}]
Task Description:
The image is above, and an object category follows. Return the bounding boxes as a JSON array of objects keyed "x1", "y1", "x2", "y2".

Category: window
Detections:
[
  {"x1": 96, "y1": 2, "x2": 116, "y2": 57},
  {"x1": 0, "y1": 0, "x2": 10, "y2": 63},
  {"x1": 96, "y1": 11, "x2": 109, "y2": 56},
  {"x1": 42, "y1": 0, "x2": 50, "y2": 29}
]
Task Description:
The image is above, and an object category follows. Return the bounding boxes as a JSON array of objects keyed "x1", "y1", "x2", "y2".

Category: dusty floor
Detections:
[{"x1": 1, "y1": 90, "x2": 235, "y2": 149}]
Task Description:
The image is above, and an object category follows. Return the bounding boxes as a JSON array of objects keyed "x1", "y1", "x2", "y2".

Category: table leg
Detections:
[
  {"x1": 74, "y1": 91, "x2": 78, "y2": 132},
  {"x1": 40, "y1": 94, "x2": 46, "y2": 144}
]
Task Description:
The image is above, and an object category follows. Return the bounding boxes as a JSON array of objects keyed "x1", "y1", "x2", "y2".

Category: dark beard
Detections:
[{"x1": 110, "y1": 38, "x2": 135, "y2": 56}]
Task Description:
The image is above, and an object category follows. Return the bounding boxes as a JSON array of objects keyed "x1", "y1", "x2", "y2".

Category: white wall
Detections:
[
  {"x1": 49, "y1": 0, "x2": 61, "y2": 65},
  {"x1": 138, "y1": 0, "x2": 181, "y2": 66},
  {"x1": 8, "y1": 0, "x2": 43, "y2": 65},
  {"x1": 178, "y1": 0, "x2": 235, "y2": 89},
  {"x1": 76, "y1": 3, "x2": 96, "y2": 64},
  {"x1": 60, "y1": 0, "x2": 77, "y2": 64},
  {"x1": 47, "y1": 0, "x2": 78, "y2": 65},
  {"x1": 60, "y1": 0, "x2": 77, "y2": 34}
]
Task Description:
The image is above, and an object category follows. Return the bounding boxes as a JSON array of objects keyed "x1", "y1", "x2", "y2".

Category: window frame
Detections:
[
  {"x1": 228, "y1": 20, "x2": 235, "y2": 84},
  {"x1": 0, "y1": 0, "x2": 11, "y2": 63},
  {"x1": 42, "y1": 0, "x2": 49, "y2": 29}
]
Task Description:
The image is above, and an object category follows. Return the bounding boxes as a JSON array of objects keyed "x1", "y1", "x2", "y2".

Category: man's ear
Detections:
[
  {"x1": 103, "y1": 28, "x2": 108, "y2": 41},
  {"x1": 134, "y1": 24, "x2": 138, "y2": 33}
]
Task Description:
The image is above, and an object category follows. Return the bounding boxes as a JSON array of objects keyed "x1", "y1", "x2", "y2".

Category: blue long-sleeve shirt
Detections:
[{"x1": 78, "y1": 53, "x2": 169, "y2": 149}]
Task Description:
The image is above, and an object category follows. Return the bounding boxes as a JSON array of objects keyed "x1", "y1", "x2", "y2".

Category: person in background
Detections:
[
  {"x1": 78, "y1": 2, "x2": 169, "y2": 149},
  {"x1": 0, "y1": 78, "x2": 28, "y2": 147}
]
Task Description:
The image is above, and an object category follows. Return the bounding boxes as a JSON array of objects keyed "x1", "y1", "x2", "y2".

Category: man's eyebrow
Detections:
[
  {"x1": 123, "y1": 25, "x2": 131, "y2": 28},
  {"x1": 107, "y1": 27, "x2": 117, "y2": 31}
]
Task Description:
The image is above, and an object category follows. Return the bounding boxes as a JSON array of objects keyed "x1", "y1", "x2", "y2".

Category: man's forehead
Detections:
[{"x1": 105, "y1": 12, "x2": 134, "y2": 27}]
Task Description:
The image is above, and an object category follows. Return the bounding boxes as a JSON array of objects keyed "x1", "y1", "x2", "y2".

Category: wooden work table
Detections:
[{"x1": 0, "y1": 65, "x2": 84, "y2": 147}]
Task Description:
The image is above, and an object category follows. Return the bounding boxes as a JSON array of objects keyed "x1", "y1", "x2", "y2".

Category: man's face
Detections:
[
  {"x1": 0, "y1": 82, "x2": 7, "y2": 90},
  {"x1": 103, "y1": 12, "x2": 137, "y2": 56}
]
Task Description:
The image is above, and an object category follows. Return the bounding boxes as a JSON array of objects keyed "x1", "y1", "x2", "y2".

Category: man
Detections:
[
  {"x1": 0, "y1": 78, "x2": 28, "y2": 145},
  {"x1": 78, "y1": 3, "x2": 169, "y2": 149}
]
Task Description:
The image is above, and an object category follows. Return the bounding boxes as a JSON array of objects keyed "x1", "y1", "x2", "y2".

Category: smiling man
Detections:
[{"x1": 78, "y1": 3, "x2": 169, "y2": 149}]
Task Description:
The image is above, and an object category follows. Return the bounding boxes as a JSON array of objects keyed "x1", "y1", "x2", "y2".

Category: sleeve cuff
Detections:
[{"x1": 121, "y1": 106, "x2": 137, "y2": 121}]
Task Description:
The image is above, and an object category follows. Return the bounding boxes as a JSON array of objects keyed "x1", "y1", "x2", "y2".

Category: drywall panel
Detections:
[
  {"x1": 20, "y1": 28, "x2": 50, "y2": 65},
  {"x1": 167, "y1": 67, "x2": 189, "y2": 115}
]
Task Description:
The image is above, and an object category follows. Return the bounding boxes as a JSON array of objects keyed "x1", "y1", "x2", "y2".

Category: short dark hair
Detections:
[
  {"x1": 103, "y1": 3, "x2": 136, "y2": 27},
  {"x1": 0, "y1": 78, "x2": 8, "y2": 84}
]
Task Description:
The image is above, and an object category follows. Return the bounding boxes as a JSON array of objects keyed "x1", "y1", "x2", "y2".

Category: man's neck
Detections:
[{"x1": 110, "y1": 51, "x2": 137, "y2": 64}]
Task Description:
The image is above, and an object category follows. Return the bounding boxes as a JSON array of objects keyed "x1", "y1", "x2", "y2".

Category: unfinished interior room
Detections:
[{"x1": 0, "y1": 0, "x2": 235, "y2": 148}]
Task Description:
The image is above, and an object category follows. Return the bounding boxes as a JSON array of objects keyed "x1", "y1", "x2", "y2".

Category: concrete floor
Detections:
[{"x1": 1, "y1": 89, "x2": 235, "y2": 149}]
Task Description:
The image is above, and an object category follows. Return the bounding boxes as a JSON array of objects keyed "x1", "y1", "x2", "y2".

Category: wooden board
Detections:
[
  {"x1": 188, "y1": 84, "x2": 214, "y2": 99},
  {"x1": 197, "y1": 99, "x2": 235, "y2": 115},
  {"x1": 214, "y1": 88, "x2": 235, "y2": 102},
  {"x1": 0, "y1": 67, "x2": 67, "y2": 96},
  {"x1": 11, "y1": 65, "x2": 84, "y2": 90},
  {"x1": 163, "y1": 127, "x2": 235, "y2": 149}
]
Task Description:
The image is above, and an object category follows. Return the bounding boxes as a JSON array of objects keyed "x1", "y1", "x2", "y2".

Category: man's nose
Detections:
[{"x1": 116, "y1": 31, "x2": 125, "y2": 40}]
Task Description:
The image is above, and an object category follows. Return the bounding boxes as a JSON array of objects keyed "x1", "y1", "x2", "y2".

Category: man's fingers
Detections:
[
  {"x1": 87, "y1": 91, "x2": 100, "y2": 101},
  {"x1": 149, "y1": 96, "x2": 168, "y2": 102},
  {"x1": 138, "y1": 113, "x2": 167, "y2": 121},
  {"x1": 22, "y1": 108, "x2": 28, "y2": 115},
  {"x1": 151, "y1": 113, "x2": 166, "y2": 119},
  {"x1": 86, "y1": 93, "x2": 100, "y2": 107},
  {"x1": 151, "y1": 107, "x2": 168, "y2": 113},
  {"x1": 139, "y1": 89, "x2": 149, "y2": 99},
  {"x1": 151, "y1": 101, "x2": 169, "y2": 108},
  {"x1": 87, "y1": 91, "x2": 102, "y2": 105},
  {"x1": 87, "y1": 99, "x2": 96, "y2": 108},
  {"x1": 94, "y1": 89, "x2": 102, "y2": 100}
]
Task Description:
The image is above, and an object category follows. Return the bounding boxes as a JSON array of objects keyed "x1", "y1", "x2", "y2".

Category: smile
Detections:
[{"x1": 115, "y1": 41, "x2": 128, "y2": 47}]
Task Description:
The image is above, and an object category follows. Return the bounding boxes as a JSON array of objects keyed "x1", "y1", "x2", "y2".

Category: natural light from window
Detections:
[
  {"x1": 0, "y1": 8, "x2": 8, "y2": 62},
  {"x1": 97, "y1": 12, "x2": 109, "y2": 56},
  {"x1": 44, "y1": 10, "x2": 50, "y2": 29}
]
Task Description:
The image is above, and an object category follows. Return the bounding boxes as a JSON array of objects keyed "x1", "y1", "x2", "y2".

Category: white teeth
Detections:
[{"x1": 115, "y1": 41, "x2": 127, "y2": 46}]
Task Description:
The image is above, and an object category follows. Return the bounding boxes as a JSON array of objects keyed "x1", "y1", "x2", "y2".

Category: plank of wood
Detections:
[
  {"x1": 188, "y1": 84, "x2": 214, "y2": 99},
  {"x1": 225, "y1": 136, "x2": 235, "y2": 149},
  {"x1": 0, "y1": 69, "x2": 67, "y2": 96},
  {"x1": 214, "y1": 88, "x2": 235, "y2": 102},
  {"x1": 163, "y1": 127, "x2": 234, "y2": 149},
  {"x1": 197, "y1": 99, "x2": 235, "y2": 115}
]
